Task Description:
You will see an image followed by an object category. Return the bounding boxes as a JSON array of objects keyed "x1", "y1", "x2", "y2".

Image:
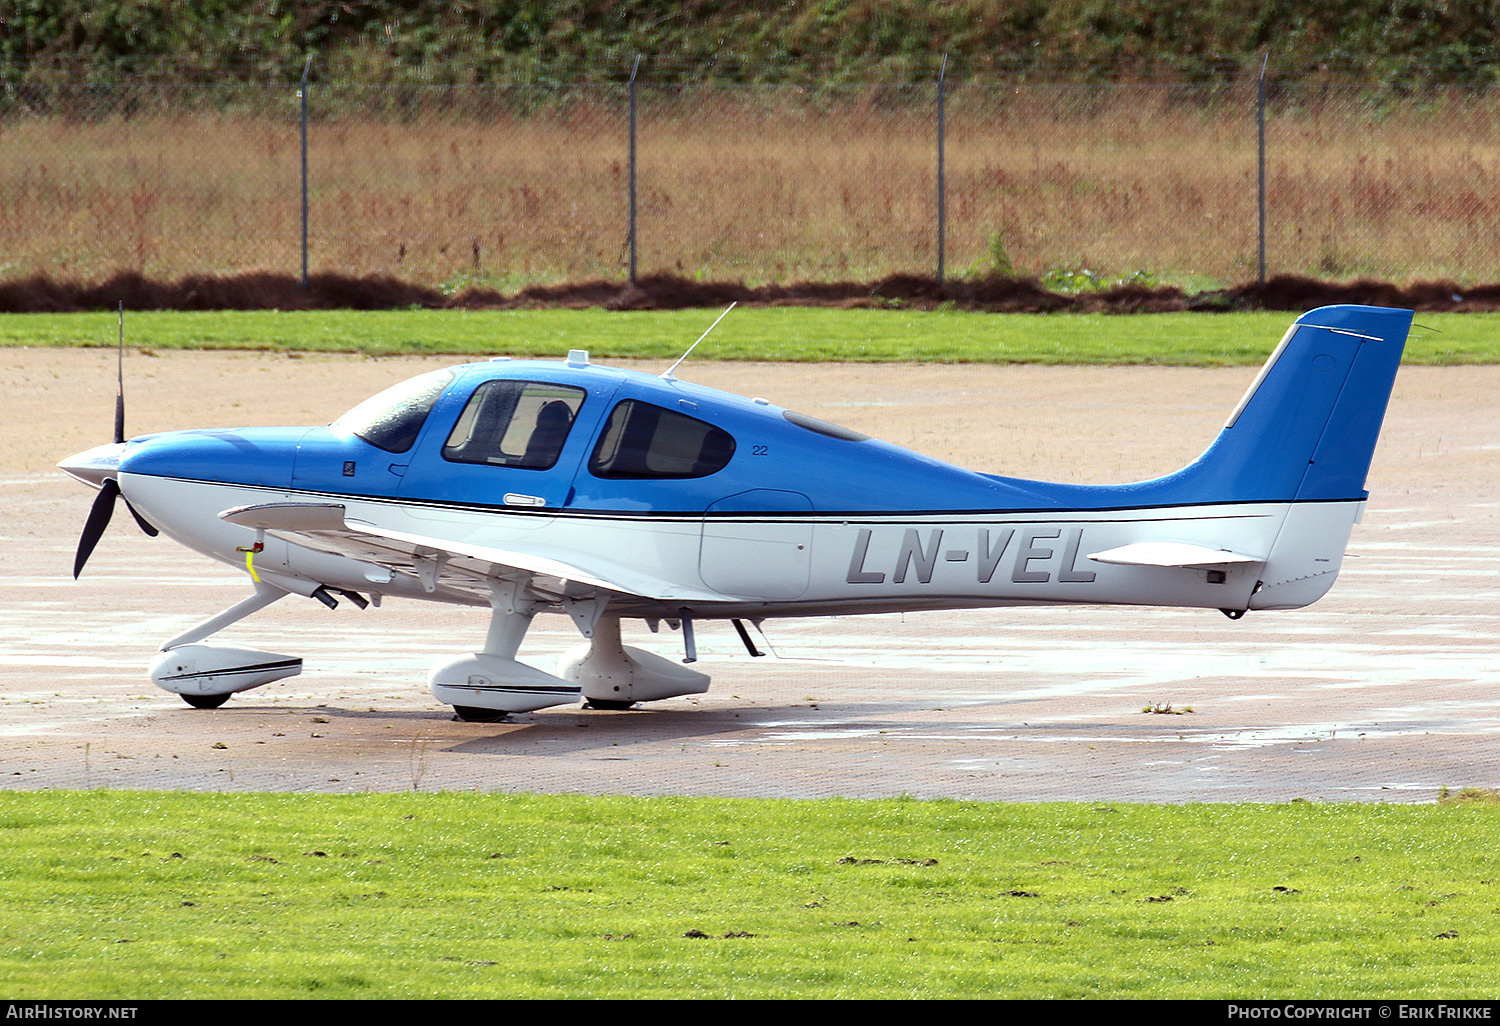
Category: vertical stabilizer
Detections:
[{"x1": 1155, "y1": 305, "x2": 1412, "y2": 505}]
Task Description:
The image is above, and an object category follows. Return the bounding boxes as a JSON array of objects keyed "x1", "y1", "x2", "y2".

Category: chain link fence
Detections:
[{"x1": 3, "y1": 76, "x2": 1499, "y2": 290}]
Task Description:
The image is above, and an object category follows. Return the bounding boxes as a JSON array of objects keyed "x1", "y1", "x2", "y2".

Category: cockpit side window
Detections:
[
  {"x1": 588, "y1": 399, "x2": 736, "y2": 479},
  {"x1": 442, "y1": 380, "x2": 586, "y2": 470},
  {"x1": 335, "y1": 369, "x2": 454, "y2": 454}
]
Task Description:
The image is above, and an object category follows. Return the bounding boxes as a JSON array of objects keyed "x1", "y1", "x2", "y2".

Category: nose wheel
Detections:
[
  {"x1": 150, "y1": 583, "x2": 304, "y2": 709},
  {"x1": 582, "y1": 699, "x2": 637, "y2": 711},
  {"x1": 452, "y1": 705, "x2": 508, "y2": 723}
]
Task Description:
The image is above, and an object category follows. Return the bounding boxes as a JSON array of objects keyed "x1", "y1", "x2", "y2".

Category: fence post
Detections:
[
  {"x1": 628, "y1": 54, "x2": 640, "y2": 284},
  {"x1": 936, "y1": 53, "x2": 948, "y2": 283},
  {"x1": 300, "y1": 55, "x2": 312, "y2": 289},
  {"x1": 1257, "y1": 55, "x2": 1267, "y2": 285}
]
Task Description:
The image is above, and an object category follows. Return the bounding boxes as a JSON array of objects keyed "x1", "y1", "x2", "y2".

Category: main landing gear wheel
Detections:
[
  {"x1": 583, "y1": 699, "x2": 637, "y2": 711},
  {"x1": 181, "y1": 693, "x2": 231, "y2": 710},
  {"x1": 452, "y1": 705, "x2": 508, "y2": 723}
]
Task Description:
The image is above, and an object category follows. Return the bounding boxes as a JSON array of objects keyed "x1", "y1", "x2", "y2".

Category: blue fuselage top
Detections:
[{"x1": 116, "y1": 305, "x2": 1413, "y2": 517}]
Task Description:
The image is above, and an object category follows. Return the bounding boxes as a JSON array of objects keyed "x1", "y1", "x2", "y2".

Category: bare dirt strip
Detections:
[
  {"x1": 2, "y1": 347, "x2": 1497, "y2": 801},
  {"x1": 8, "y1": 269, "x2": 1500, "y2": 314}
]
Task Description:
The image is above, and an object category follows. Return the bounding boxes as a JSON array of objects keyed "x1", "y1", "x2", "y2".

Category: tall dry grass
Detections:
[{"x1": 3, "y1": 83, "x2": 1499, "y2": 288}]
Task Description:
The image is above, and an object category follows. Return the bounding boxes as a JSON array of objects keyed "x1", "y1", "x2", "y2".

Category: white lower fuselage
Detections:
[{"x1": 121, "y1": 471, "x2": 1362, "y2": 620}]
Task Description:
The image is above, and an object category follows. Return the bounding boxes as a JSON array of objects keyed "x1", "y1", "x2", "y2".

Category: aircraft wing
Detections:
[{"x1": 219, "y1": 501, "x2": 732, "y2": 605}]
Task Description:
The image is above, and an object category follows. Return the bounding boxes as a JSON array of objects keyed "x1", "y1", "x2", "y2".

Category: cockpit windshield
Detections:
[{"x1": 334, "y1": 369, "x2": 454, "y2": 454}]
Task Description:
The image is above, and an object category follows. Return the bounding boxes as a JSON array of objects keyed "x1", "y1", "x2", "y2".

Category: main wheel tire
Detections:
[
  {"x1": 181, "y1": 693, "x2": 231, "y2": 710},
  {"x1": 453, "y1": 705, "x2": 507, "y2": 723},
  {"x1": 583, "y1": 699, "x2": 636, "y2": 711}
]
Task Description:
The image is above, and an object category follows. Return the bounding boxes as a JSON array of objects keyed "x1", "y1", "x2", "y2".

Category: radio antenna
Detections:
[{"x1": 660, "y1": 302, "x2": 736, "y2": 381}]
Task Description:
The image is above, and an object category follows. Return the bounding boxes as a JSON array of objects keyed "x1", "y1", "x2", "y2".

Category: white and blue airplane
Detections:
[{"x1": 59, "y1": 304, "x2": 1412, "y2": 721}]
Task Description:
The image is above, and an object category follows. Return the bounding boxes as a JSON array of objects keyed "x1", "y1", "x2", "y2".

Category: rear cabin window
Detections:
[
  {"x1": 588, "y1": 399, "x2": 736, "y2": 479},
  {"x1": 336, "y1": 369, "x2": 454, "y2": 454},
  {"x1": 442, "y1": 380, "x2": 586, "y2": 470}
]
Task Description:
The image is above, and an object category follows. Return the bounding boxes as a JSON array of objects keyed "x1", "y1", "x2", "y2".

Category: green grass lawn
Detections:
[
  {"x1": 0, "y1": 792, "x2": 1496, "y2": 999},
  {"x1": 5, "y1": 306, "x2": 1496, "y2": 999},
  {"x1": 2, "y1": 307, "x2": 1498, "y2": 364}
]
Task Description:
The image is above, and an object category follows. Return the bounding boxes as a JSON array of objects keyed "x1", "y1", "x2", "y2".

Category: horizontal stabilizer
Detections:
[{"x1": 1087, "y1": 541, "x2": 1265, "y2": 568}]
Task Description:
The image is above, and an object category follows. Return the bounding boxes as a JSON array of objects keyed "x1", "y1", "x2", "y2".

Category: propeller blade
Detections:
[
  {"x1": 114, "y1": 302, "x2": 126, "y2": 444},
  {"x1": 73, "y1": 308, "x2": 148, "y2": 577},
  {"x1": 123, "y1": 497, "x2": 159, "y2": 537},
  {"x1": 73, "y1": 479, "x2": 119, "y2": 579}
]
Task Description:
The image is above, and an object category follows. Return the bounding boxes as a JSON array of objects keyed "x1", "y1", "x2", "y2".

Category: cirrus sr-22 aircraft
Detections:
[{"x1": 59, "y1": 304, "x2": 1412, "y2": 722}]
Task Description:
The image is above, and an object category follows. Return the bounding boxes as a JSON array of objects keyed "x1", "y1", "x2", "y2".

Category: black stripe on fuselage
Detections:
[
  {"x1": 156, "y1": 658, "x2": 302, "y2": 682},
  {"x1": 130, "y1": 475, "x2": 1350, "y2": 525}
]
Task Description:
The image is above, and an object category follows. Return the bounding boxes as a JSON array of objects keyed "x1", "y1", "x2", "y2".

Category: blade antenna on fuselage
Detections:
[{"x1": 660, "y1": 302, "x2": 736, "y2": 382}]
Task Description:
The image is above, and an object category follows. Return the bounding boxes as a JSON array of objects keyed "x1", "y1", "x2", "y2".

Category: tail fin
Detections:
[{"x1": 1156, "y1": 305, "x2": 1412, "y2": 504}]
